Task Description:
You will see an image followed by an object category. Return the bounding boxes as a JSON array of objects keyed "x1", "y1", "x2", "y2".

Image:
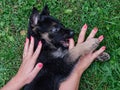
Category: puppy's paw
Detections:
[
  {"x1": 96, "y1": 52, "x2": 110, "y2": 62},
  {"x1": 85, "y1": 38, "x2": 100, "y2": 53}
]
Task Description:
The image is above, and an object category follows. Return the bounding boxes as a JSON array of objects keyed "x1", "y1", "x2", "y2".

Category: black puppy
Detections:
[{"x1": 24, "y1": 6, "x2": 110, "y2": 90}]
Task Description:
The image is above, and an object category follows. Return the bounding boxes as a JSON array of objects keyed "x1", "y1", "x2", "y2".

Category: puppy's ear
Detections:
[
  {"x1": 30, "y1": 7, "x2": 39, "y2": 27},
  {"x1": 40, "y1": 5, "x2": 50, "y2": 16}
]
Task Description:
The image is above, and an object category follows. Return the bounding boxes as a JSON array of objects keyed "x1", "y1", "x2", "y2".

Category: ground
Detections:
[{"x1": 0, "y1": 0, "x2": 120, "y2": 90}]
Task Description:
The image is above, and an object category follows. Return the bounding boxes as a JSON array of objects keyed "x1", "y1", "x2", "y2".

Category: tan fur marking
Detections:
[
  {"x1": 66, "y1": 38, "x2": 100, "y2": 62},
  {"x1": 41, "y1": 33, "x2": 56, "y2": 49},
  {"x1": 52, "y1": 22, "x2": 57, "y2": 26},
  {"x1": 41, "y1": 33, "x2": 51, "y2": 42},
  {"x1": 32, "y1": 26, "x2": 39, "y2": 33}
]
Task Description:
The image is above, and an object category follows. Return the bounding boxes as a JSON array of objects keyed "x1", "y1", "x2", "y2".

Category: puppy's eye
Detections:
[{"x1": 51, "y1": 27, "x2": 60, "y2": 32}]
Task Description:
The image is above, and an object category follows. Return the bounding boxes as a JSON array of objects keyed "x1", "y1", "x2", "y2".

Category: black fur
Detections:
[{"x1": 24, "y1": 5, "x2": 75, "y2": 90}]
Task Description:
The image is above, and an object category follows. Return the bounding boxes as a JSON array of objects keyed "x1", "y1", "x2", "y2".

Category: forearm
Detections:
[
  {"x1": 59, "y1": 70, "x2": 83, "y2": 90},
  {"x1": 0, "y1": 76, "x2": 25, "y2": 90}
]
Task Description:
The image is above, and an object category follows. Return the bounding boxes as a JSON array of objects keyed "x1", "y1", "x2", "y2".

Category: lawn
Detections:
[{"x1": 0, "y1": 0, "x2": 120, "y2": 90}]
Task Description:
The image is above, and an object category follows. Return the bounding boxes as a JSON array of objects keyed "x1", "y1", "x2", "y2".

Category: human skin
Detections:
[
  {"x1": 59, "y1": 24, "x2": 105, "y2": 90},
  {"x1": 1, "y1": 36, "x2": 43, "y2": 90},
  {"x1": 0, "y1": 24, "x2": 105, "y2": 90}
]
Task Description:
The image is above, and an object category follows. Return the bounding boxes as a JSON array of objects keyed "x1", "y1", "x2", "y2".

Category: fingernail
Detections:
[
  {"x1": 30, "y1": 36, "x2": 33, "y2": 41},
  {"x1": 39, "y1": 41, "x2": 42, "y2": 45},
  {"x1": 83, "y1": 23, "x2": 87, "y2": 29},
  {"x1": 94, "y1": 27, "x2": 98, "y2": 32},
  {"x1": 26, "y1": 38, "x2": 28, "y2": 42},
  {"x1": 69, "y1": 38, "x2": 72, "y2": 41},
  {"x1": 38, "y1": 63, "x2": 43, "y2": 68},
  {"x1": 99, "y1": 35, "x2": 104, "y2": 41},
  {"x1": 25, "y1": 38, "x2": 28, "y2": 46},
  {"x1": 102, "y1": 46, "x2": 106, "y2": 50}
]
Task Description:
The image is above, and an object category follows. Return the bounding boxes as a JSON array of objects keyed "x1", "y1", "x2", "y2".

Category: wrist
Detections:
[
  {"x1": 1, "y1": 76, "x2": 25, "y2": 90},
  {"x1": 73, "y1": 65, "x2": 85, "y2": 77},
  {"x1": 12, "y1": 75, "x2": 26, "y2": 89}
]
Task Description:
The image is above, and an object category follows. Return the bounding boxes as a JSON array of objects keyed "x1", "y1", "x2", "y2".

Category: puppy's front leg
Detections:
[{"x1": 65, "y1": 38, "x2": 100, "y2": 63}]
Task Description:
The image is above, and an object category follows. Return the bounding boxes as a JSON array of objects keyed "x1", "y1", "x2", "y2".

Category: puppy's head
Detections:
[{"x1": 29, "y1": 5, "x2": 74, "y2": 49}]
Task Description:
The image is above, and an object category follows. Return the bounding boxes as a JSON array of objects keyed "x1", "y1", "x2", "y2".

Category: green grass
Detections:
[{"x1": 0, "y1": 0, "x2": 120, "y2": 89}]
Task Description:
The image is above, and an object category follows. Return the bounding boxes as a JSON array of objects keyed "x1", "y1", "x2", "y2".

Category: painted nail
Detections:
[
  {"x1": 83, "y1": 24, "x2": 87, "y2": 29},
  {"x1": 94, "y1": 27, "x2": 98, "y2": 32},
  {"x1": 69, "y1": 38, "x2": 72, "y2": 41},
  {"x1": 102, "y1": 46, "x2": 106, "y2": 50},
  {"x1": 26, "y1": 38, "x2": 28, "y2": 42},
  {"x1": 38, "y1": 63, "x2": 43, "y2": 68},
  {"x1": 39, "y1": 41, "x2": 42, "y2": 45},
  {"x1": 24, "y1": 38, "x2": 28, "y2": 46},
  {"x1": 30, "y1": 36, "x2": 33, "y2": 41},
  {"x1": 99, "y1": 35, "x2": 104, "y2": 41}
]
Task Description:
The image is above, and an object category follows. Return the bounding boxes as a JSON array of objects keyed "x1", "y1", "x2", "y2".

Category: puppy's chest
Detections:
[
  {"x1": 37, "y1": 48, "x2": 72, "y2": 75},
  {"x1": 37, "y1": 48, "x2": 67, "y2": 63},
  {"x1": 51, "y1": 48, "x2": 68, "y2": 58}
]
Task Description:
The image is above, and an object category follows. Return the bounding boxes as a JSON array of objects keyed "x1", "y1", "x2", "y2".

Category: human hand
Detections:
[
  {"x1": 60, "y1": 24, "x2": 106, "y2": 90},
  {"x1": 1, "y1": 36, "x2": 43, "y2": 90},
  {"x1": 14, "y1": 36, "x2": 43, "y2": 86},
  {"x1": 69, "y1": 24, "x2": 106, "y2": 75}
]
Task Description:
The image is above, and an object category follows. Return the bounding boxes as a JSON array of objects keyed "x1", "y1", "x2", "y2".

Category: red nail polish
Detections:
[
  {"x1": 25, "y1": 38, "x2": 28, "y2": 46},
  {"x1": 39, "y1": 41, "x2": 42, "y2": 45},
  {"x1": 83, "y1": 24, "x2": 87, "y2": 29},
  {"x1": 99, "y1": 35, "x2": 104, "y2": 41},
  {"x1": 69, "y1": 38, "x2": 72, "y2": 41},
  {"x1": 38, "y1": 63, "x2": 43, "y2": 68},
  {"x1": 94, "y1": 27, "x2": 98, "y2": 32},
  {"x1": 26, "y1": 38, "x2": 28, "y2": 42},
  {"x1": 102, "y1": 46, "x2": 106, "y2": 50},
  {"x1": 30, "y1": 36, "x2": 33, "y2": 40}
]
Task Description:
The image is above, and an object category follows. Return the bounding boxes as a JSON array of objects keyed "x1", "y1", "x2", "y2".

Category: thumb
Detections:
[
  {"x1": 30, "y1": 63, "x2": 43, "y2": 79},
  {"x1": 69, "y1": 38, "x2": 75, "y2": 50}
]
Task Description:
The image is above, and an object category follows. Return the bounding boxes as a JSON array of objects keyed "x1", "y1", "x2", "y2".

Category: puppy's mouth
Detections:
[{"x1": 60, "y1": 39, "x2": 69, "y2": 47}]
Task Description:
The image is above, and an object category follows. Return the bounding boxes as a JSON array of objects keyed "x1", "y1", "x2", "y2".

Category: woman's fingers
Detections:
[
  {"x1": 28, "y1": 36, "x2": 34, "y2": 57},
  {"x1": 69, "y1": 38, "x2": 75, "y2": 50},
  {"x1": 77, "y1": 24, "x2": 87, "y2": 44},
  {"x1": 32, "y1": 41, "x2": 42, "y2": 62},
  {"x1": 98, "y1": 35, "x2": 104, "y2": 42},
  {"x1": 27, "y1": 63, "x2": 43, "y2": 84},
  {"x1": 92, "y1": 46, "x2": 106, "y2": 60},
  {"x1": 30, "y1": 63, "x2": 43, "y2": 78},
  {"x1": 87, "y1": 27, "x2": 98, "y2": 40},
  {"x1": 23, "y1": 38, "x2": 29, "y2": 59}
]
